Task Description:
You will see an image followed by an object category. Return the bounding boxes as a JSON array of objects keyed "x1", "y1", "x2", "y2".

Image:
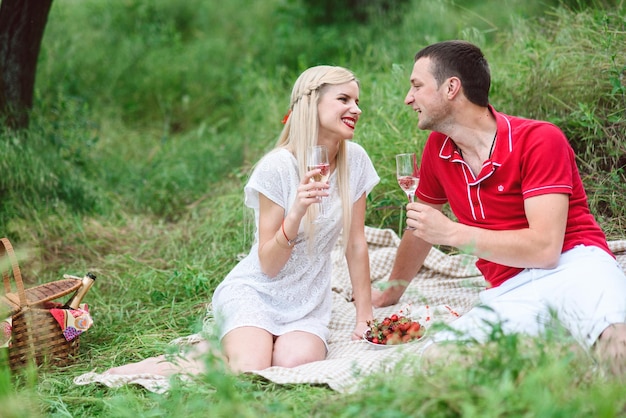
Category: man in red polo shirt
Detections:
[{"x1": 372, "y1": 40, "x2": 626, "y2": 375}]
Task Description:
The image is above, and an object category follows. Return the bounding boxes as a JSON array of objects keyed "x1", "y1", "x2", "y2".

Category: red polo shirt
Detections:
[{"x1": 415, "y1": 106, "x2": 612, "y2": 288}]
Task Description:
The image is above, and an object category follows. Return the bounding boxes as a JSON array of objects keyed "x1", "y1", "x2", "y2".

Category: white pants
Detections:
[{"x1": 432, "y1": 245, "x2": 626, "y2": 349}]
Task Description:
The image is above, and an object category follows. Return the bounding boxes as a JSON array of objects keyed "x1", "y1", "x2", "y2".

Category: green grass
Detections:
[{"x1": 1, "y1": 0, "x2": 625, "y2": 416}]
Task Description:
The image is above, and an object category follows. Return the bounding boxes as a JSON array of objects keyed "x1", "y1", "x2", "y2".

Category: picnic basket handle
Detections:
[{"x1": 1, "y1": 237, "x2": 27, "y2": 306}]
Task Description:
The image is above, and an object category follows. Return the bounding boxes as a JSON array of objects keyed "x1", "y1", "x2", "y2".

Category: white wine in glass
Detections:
[
  {"x1": 308, "y1": 145, "x2": 330, "y2": 221},
  {"x1": 396, "y1": 152, "x2": 420, "y2": 203}
]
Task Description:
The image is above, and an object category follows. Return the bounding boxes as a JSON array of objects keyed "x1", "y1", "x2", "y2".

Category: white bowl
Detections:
[{"x1": 362, "y1": 322, "x2": 426, "y2": 349}]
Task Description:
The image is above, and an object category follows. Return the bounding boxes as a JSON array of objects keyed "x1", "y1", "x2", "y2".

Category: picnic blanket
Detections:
[{"x1": 75, "y1": 227, "x2": 626, "y2": 393}]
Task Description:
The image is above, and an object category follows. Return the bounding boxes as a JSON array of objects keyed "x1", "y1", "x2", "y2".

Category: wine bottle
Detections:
[{"x1": 62, "y1": 272, "x2": 97, "y2": 309}]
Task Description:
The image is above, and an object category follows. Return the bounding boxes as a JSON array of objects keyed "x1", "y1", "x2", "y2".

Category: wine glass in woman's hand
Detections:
[
  {"x1": 308, "y1": 145, "x2": 331, "y2": 222},
  {"x1": 396, "y1": 153, "x2": 420, "y2": 203}
]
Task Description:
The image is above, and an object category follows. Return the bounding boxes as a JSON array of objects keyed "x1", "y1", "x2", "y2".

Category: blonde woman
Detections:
[
  {"x1": 99, "y1": 65, "x2": 378, "y2": 379},
  {"x1": 211, "y1": 65, "x2": 379, "y2": 372}
]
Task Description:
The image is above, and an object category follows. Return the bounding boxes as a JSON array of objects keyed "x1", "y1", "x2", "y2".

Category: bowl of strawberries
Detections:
[{"x1": 363, "y1": 313, "x2": 426, "y2": 348}]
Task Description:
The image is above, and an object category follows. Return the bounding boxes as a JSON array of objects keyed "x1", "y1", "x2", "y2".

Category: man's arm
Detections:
[
  {"x1": 468, "y1": 193, "x2": 568, "y2": 268},
  {"x1": 371, "y1": 200, "x2": 441, "y2": 308},
  {"x1": 371, "y1": 231, "x2": 432, "y2": 307},
  {"x1": 407, "y1": 193, "x2": 569, "y2": 269}
]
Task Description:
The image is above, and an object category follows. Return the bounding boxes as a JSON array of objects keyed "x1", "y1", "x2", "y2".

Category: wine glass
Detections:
[
  {"x1": 396, "y1": 153, "x2": 420, "y2": 203},
  {"x1": 308, "y1": 145, "x2": 331, "y2": 222},
  {"x1": 396, "y1": 153, "x2": 419, "y2": 231}
]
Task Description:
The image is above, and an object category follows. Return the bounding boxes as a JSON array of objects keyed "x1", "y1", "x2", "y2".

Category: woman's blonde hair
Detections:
[{"x1": 275, "y1": 65, "x2": 359, "y2": 250}]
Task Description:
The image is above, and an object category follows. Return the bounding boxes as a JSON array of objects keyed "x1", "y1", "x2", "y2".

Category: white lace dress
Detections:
[{"x1": 211, "y1": 141, "x2": 379, "y2": 345}]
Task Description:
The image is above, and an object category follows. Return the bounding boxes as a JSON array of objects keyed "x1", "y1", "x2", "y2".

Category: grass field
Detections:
[{"x1": 1, "y1": 0, "x2": 625, "y2": 416}]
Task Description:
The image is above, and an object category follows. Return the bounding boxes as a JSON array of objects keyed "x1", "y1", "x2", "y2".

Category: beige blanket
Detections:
[{"x1": 75, "y1": 227, "x2": 626, "y2": 393}]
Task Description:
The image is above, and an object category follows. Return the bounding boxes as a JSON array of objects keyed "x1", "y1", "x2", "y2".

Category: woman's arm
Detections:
[
  {"x1": 345, "y1": 193, "x2": 374, "y2": 340},
  {"x1": 257, "y1": 194, "x2": 294, "y2": 277},
  {"x1": 256, "y1": 169, "x2": 329, "y2": 277}
]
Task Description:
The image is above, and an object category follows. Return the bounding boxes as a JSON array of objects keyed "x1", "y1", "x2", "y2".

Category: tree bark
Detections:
[{"x1": 0, "y1": 0, "x2": 53, "y2": 130}]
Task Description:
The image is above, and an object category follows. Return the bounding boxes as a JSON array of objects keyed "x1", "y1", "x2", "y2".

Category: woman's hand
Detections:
[
  {"x1": 351, "y1": 320, "x2": 371, "y2": 341},
  {"x1": 291, "y1": 168, "x2": 330, "y2": 219}
]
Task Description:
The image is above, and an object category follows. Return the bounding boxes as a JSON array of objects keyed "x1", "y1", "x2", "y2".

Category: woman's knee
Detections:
[
  {"x1": 272, "y1": 332, "x2": 326, "y2": 368},
  {"x1": 221, "y1": 327, "x2": 274, "y2": 373}
]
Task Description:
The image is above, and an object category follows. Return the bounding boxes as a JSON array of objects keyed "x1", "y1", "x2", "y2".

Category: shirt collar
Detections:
[{"x1": 438, "y1": 105, "x2": 513, "y2": 166}]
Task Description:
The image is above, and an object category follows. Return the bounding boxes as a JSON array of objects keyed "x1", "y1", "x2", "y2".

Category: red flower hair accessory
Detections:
[{"x1": 281, "y1": 109, "x2": 291, "y2": 124}]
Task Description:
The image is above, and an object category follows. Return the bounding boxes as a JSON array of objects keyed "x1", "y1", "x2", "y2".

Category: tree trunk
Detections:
[{"x1": 0, "y1": 0, "x2": 53, "y2": 130}]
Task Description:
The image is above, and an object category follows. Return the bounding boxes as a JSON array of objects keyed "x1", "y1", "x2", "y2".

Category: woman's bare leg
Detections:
[
  {"x1": 221, "y1": 326, "x2": 274, "y2": 373},
  {"x1": 104, "y1": 328, "x2": 325, "y2": 376},
  {"x1": 272, "y1": 331, "x2": 326, "y2": 368},
  {"x1": 105, "y1": 340, "x2": 216, "y2": 377}
]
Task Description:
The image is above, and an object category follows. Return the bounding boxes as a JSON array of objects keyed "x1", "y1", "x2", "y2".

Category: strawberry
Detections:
[
  {"x1": 409, "y1": 322, "x2": 421, "y2": 332},
  {"x1": 364, "y1": 314, "x2": 425, "y2": 346},
  {"x1": 386, "y1": 333, "x2": 403, "y2": 345}
]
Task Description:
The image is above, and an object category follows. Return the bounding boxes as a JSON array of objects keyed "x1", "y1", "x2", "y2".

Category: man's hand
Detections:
[
  {"x1": 371, "y1": 286, "x2": 403, "y2": 308},
  {"x1": 406, "y1": 202, "x2": 456, "y2": 247}
]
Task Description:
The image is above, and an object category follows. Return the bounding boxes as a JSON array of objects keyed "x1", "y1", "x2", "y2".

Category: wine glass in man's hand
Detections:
[{"x1": 396, "y1": 152, "x2": 420, "y2": 203}]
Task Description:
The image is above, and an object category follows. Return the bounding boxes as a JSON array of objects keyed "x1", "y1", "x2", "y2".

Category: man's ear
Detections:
[{"x1": 446, "y1": 77, "x2": 462, "y2": 98}]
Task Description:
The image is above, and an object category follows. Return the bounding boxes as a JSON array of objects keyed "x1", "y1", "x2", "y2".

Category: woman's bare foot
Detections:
[{"x1": 105, "y1": 341, "x2": 217, "y2": 377}]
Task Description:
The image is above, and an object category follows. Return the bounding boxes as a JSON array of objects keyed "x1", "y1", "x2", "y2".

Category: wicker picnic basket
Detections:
[{"x1": 1, "y1": 237, "x2": 83, "y2": 370}]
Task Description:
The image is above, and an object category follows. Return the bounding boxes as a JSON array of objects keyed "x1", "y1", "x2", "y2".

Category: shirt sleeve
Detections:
[
  {"x1": 520, "y1": 123, "x2": 574, "y2": 199},
  {"x1": 347, "y1": 141, "x2": 380, "y2": 202},
  {"x1": 244, "y1": 149, "x2": 298, "y2": 211}
]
